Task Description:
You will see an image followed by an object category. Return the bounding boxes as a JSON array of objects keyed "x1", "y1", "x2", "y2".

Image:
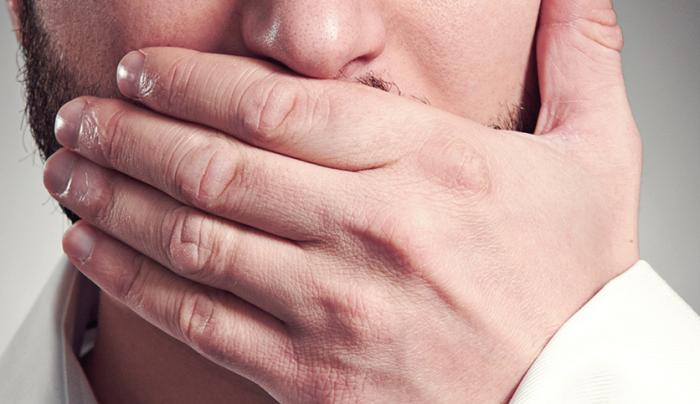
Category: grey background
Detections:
[{"x1": 0, "y1": 1, "x2": 698, "y2": 354}]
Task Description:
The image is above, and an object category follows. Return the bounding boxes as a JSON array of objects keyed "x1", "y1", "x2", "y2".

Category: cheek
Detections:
[
  {"x1": 108, "y1": 1, "x2": 244, "y2": 53},
  {"x1": 37, "y1": 0, "x2": 246, "y2": 96},
  {"x1": 38, "y1": 0, "x2": 540, "y2": 125},
  {"x1": 399, "y1": 0, "x2": 541, "y2": 123}
]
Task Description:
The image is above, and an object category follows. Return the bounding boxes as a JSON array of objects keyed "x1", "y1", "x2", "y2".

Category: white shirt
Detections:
[{"x1": 1, "y1": 258, "x2": 699, "y2": 403}]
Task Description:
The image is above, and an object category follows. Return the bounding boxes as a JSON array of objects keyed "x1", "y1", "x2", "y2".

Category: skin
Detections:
[
  {"x1": 13, "y1": 0, "x2": 540, "y2": 126},
  {"x1": 8, "y1": 0, "x2": 641, "y2": 403}
]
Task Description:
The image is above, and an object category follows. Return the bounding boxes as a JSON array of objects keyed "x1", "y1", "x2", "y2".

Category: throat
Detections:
[{"x1": 82, "y1": 292, "x2": 277, "y2": 404}]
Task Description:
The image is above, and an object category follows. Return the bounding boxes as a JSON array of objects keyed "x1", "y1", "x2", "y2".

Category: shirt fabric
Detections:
[{"x1": 1, "y1": 258, "x2": 699, "y2": 403}]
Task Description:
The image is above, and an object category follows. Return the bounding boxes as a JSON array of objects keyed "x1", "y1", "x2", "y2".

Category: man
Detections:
[{"x1": 1, "y1": 0, "x2": 699, "y2": 402}]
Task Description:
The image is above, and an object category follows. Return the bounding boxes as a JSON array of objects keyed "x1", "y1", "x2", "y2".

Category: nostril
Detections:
[{"x1": 239, "y1": 2, "x2": 387, "y2": 80}]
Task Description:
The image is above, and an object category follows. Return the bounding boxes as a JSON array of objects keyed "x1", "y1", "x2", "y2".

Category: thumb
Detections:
[{"x1": 535, "y1": 0, "x2": 635, "y2": 136}]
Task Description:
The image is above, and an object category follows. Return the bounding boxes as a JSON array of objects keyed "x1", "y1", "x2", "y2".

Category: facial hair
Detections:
[{"x1": 17, "y1": 0, "x2": 538, "y2": 223}]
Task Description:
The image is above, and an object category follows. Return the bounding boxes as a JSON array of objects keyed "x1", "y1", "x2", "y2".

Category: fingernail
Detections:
[
  {"x1": 63, "y1": 223, "x2": 95, "y2": 262},
  {"x1": 55, "y1": 98, "x2": 86, "y2": 150},
  {"x1": 117, "y1": 50, "x2": 146, "y2": 98},
  {"x1": 44, "y1": 151, "x2": 77, "y2": 197}
]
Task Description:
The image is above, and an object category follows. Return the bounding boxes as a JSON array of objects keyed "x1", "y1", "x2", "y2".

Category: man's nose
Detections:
[{"x1": 240, "y1": 1, "x2": 386, "y2": 78}]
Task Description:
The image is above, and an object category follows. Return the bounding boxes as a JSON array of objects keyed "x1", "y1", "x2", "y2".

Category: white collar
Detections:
[{"x1": 0, "y1": 257, "x2": 99, "y2": 404}]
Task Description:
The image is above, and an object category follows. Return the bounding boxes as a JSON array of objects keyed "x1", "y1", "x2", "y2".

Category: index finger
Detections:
[{"x1": 116, "y1": 47, "x2": 464, "y2": 170}]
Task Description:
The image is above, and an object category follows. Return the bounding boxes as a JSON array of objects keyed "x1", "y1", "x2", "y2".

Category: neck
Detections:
[{"x1": 82, "y1": 292, "x2": 277, "y2": 404}]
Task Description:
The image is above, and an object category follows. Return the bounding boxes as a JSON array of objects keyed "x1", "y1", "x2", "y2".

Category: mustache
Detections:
[
  {"x1": 354, "y1": 72, "x2": 537, "y2": 132},
  {"x1": 355, "y1": 73, "x2": 431, "y2": 105}
]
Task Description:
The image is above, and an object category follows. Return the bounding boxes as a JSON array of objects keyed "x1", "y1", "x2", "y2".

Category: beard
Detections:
[
  {"x1": 17, "y1": 1, "x2": 538, "y2": 223},
  {"x1": 18, "y1": 0, "x2": 93, "y2": 222}
]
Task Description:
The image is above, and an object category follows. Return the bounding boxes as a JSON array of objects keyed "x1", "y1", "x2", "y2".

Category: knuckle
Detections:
[
  {"x1": 95, "y1": 104, "x2": 131, "y2": 167},
  {"x1": 548, "y1": 6, "x2": 624, "y2": 54},
  {"x1": 577, "y1": 17, "x2": 624, "y2": 53},
  {"x1": 162, "y1": 207, "x2": 217, "y2": 280},
  {"x1": 163, "y1": 54, "x2": 199, "y2": 108},
  {"x1": 416, "y1": 135, "x2": 491, "y2": 196},
  {"x1": 586, "y1": 7, "x2": 624, "y2": 52},
  {"x1": 238, "y1": 76, "x2": 316, "y2": 146},
  {"x1": 313, "y1": 285, "x2": 381, "y2": 344},
  {"x1": 88, "y1": 175, "x2": 120, "y2": 226},
  {"x1": 174, "y1": 140, "x2": 247, "y2": 213},
  {"x1": 601, "y1": 23, "x2": 624, "y2": 52},
  {"x1": 177, "y1": 290, "x2": 222, "y2": 358},
  {"x1": 543, "y1": 6, "x2": 625, "y2": 58},
  {"x1": 347, "y1": 200, "x2": 438, "y2": 279},
  {"x1": 117, "y1": 253, "x2": 150, "y2": 308}
]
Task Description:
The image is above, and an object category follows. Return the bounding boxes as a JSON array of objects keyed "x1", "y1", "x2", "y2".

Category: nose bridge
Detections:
[{"x1": 241, "y1": 0, "x2": 385, "y2": 78}]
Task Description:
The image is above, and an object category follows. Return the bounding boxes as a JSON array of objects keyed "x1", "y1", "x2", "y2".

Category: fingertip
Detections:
[
  {"x1": 117, "y1": 50, "x2": 147, "y2": 99},
  {"x1": 55, "y1": 98, "x2": 87, "y2": 150},
  {"x1": 43, "y1": 148, "x2": 78, "y2": 198},
  {"x1": 63, "y1": 221, "x2": 97, "y2": 264}
]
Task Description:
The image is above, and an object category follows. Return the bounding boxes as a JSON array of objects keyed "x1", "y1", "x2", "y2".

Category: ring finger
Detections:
[{"x1": 45, "y1": 148, "x2": 312, "y2": 320}]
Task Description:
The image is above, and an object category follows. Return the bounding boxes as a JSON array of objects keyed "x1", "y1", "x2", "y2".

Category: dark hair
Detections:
[{"x1": 19, "y1": 0, "x2": 83, "y2": 221}]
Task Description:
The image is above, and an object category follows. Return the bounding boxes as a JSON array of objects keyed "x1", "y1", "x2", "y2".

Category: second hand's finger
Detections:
[
  {"x1": 535, "y1": 0, "x2": 635, "y2": 137},
  {"x1": 62, "y1": 221, "x2": 295, "y2": 391},
  {"x1": 45, "y1": 148, "x2": 312, "y2": 321}
]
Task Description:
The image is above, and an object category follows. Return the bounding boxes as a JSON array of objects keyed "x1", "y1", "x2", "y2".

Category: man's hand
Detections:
[{"x1": 44, "y1": 0, "x2": 641, "y2": 402}]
